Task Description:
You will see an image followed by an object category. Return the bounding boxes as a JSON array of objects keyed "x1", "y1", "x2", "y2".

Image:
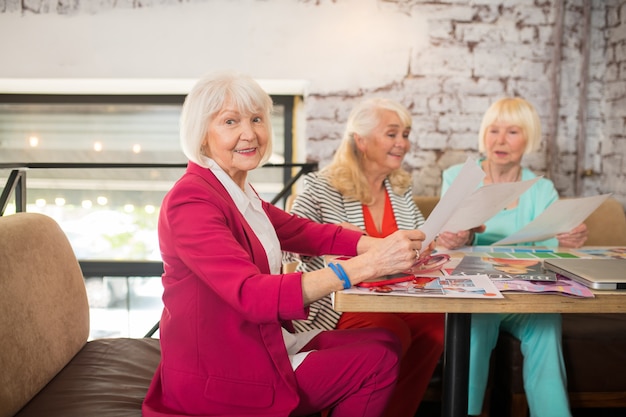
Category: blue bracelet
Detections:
[{"x1": 329, "y1": 262, "x2": 351, "y2": 289}]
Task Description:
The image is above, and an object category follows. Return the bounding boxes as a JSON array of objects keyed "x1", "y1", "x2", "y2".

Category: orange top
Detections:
[{"x1": 362, "y1": 190, "x2": 399, "y2": 238}]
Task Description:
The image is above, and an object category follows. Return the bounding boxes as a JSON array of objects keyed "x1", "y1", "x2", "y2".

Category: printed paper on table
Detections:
[
  {"x1": 450, "y1": 254, "x2": 557, "y2": 281},
  {"x1": 342, "y1": 274, "x2": 504, "y2": 299},
  {"x1": 493, "y1": 278, "x2": 594, "y2": 298},
  {"x1": 451, "y1": 255, "x2": 594, "y2": 298}
]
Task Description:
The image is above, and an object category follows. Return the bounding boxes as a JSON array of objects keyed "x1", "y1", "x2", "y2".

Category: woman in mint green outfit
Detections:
[{"x1": 438, "y1": 97, "x2": 588, "y2": 417}]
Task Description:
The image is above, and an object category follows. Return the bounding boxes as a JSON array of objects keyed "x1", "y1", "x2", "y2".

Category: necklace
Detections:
[
  {"x1": 486, "y1": 159, "x2": 521, "y2": 184},
  {"x1": 486, "y1": 160, "x2": 522, "y2": 211}
]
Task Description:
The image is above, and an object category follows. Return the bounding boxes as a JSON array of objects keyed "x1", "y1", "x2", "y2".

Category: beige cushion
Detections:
[
  {"x1": 0, "y1": 213, "x2": 89, "y2": 417},
  {"x1": 412, "y1": 196, "x2": 440, "y2": 219},
  {"x1": 583, "y1": 197, "x2": 626, "y2": 246}
]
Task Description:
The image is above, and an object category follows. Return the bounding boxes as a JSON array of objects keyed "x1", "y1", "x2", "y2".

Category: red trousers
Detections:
[
  {"x1": 337, "y1": 312, "x2": 445, "y2": 417},
  {"x1": 291, "y1": 328, "x2": 401, "y2": 417}
]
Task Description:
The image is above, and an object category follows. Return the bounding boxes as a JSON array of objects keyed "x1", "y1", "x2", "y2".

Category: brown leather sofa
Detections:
[
  {"x1": 0, "y1": 212, "x2": 160, "y2": 417},
  {"x1": 413, "y1": 195, "x2": 626, "y2": 417},
  {"x1": 1, "y1": 212, "x2": 328, "y2": 417}
]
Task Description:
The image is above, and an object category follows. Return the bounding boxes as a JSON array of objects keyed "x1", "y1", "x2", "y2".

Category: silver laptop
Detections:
[{"x1": 543, "y1": 258, "x2": 626, "y2": 290}]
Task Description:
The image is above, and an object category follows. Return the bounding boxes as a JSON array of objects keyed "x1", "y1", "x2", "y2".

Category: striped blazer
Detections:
[{"x1": 286, "y1": 171, "x2": 426, "y2": 332}]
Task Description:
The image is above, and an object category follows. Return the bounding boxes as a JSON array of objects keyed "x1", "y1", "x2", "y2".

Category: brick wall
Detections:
[
  {"x1": 305, "y1": 0, "x2": 625, "y2": 206},
  {"x1": 1, "y1": 0, "x2": 624, "y2": 207}
]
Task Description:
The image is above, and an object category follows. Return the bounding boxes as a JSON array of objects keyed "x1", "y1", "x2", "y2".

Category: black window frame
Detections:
[{"x1": 0, "y1": 93, "x2": 297, "y2": 207}]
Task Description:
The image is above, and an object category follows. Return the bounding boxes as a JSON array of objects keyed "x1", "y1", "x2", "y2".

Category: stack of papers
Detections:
[
  {"x1": 493, "y1": 194, "x2": 610, "y2": 245},
  {"x1": 342, "y1": 274, "x2": 504, "y2": 299},
  {"x1": 420, "y1": 157, "x2": 611, "y2": 246}
]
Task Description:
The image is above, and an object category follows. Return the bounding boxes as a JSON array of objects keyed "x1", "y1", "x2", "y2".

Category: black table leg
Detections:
[{"x1": 442, "y1": 312, "x2": 471, "y2": 417}]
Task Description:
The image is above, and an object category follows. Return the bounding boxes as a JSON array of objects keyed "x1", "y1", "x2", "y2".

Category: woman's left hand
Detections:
[
  {"x1": 436, "y1": 225, "x2": 486, "y2": 250},
  {"x1": 437, "y1": 230, "x2": 472, "y2": 250},
  {"x1": 423, "y1": 240, "x2": 436, "y2": 257},
  {"x1": 557, "y1": 223, "x2": 588, "y2": 248}
]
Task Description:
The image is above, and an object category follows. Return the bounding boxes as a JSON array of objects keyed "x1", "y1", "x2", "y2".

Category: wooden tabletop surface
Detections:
[
  {"x1": 333, "y1": 290, "x2": 626, "y2": 314},
  {"x1": 333, "y1": 246, "x2": 626, "y2": 314}
]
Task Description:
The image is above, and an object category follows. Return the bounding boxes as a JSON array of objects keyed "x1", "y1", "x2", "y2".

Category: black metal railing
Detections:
[
  {"x1": 0, "y1": 162, "x2": 317, "y2": 215},
  {"x1": 79, "y1": 260, "x2": 165, "y2": 337},
  {"x1": 3, "y1": 161, "x2": 318, "y2": 337}
]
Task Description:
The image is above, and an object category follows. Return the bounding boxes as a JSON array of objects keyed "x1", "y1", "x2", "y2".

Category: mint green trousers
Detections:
[{"x1": 468, "y1": 313, "x2": 572, "y2": 417}]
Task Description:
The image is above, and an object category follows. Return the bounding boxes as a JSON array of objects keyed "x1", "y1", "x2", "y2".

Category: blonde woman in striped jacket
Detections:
[{"x1": 285, "y1": 98, "x2": 445, "y2": 417}]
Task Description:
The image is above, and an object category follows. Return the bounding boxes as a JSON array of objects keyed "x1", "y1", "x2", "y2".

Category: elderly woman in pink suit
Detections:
[{"x1": 142, "y1": 71, "x2": 431, "y2": 417}]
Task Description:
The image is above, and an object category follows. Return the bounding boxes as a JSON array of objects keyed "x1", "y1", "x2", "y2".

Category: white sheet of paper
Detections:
[
  {"x1": 419, "y1": 158, "x2": 485, "y2": 247},
  {"x1": 493, "y1": 194, "x2": 611, "y2": 245},
  {"x1": 440, "y1": 177, "x2": 541, "y2": 233}
]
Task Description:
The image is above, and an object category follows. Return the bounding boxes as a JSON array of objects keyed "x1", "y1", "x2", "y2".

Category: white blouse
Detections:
[{"x1": 202, "y1": 156, "x2": 321, "y2": 370}]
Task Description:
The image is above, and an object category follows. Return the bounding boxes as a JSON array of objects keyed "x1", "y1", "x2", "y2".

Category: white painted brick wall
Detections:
[{"x1": 0, "y1": 0, "x2": 624, "y2": 208}]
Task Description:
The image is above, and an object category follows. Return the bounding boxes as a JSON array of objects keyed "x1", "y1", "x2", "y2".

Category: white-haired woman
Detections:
[
  {"x1": 142, "y1": 71, "x2": 432, "y2": 417},
  {"x1": 286, "y1": 98, "x2": 445, "y2": 417},
  {"x1": 439, "y1": 97, "x2": 587, "y2": 417}
]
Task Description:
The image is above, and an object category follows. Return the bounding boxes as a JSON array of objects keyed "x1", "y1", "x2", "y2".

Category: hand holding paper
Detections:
[
  {"x1": 419, "y1": 158, "x2": 485, "y2": 247},
  {"x1": 440, "y1": 177, "x2": 540, "y2": 233},
  {"x1": 418, "y1": 157, "x2": 610, "y2": 248},
  {"x1": 493, "y1": 194, "x2": 611, "y2": 245},
  {"x1": 419, "y1": 157, "x2": 539, "y2": 247}
]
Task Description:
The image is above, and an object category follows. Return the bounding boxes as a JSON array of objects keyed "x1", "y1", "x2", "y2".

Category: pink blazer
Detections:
[{"x1": 142, "y1": 162, "x2": 362, "y2": 417}]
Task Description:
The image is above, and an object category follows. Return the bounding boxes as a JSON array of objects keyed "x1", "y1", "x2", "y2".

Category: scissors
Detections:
[
  {"x1": 409, "y1": 253, "x2": 451, "y2": 275},
  {"x1": 356, "y1": 253, "x2": 451, "y2": 288}
]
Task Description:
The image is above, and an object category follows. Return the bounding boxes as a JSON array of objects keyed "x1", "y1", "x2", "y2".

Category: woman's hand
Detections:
[
  {"x1": 437, "y1": 231, "x2": 471, "y2": 250},
  {"x1": 437, "y1": 225, "x2": 486, "y2": 250},
  {"x1": 351, "y1": 229, "x2": 426, "y2": 281},
  {"x1": 557, "y1": 223, "x2": 588, "y2": 248},
  {"x1": 300, "y1": 229, "x2": 425, "y2": 305},
  {"x1": 420, "y1": 240, "x2": 436, "y2": 258}
]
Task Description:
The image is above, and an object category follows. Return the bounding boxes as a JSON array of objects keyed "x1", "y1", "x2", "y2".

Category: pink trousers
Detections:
[
  {"x1": 291, "y1": 328, "x2": 401, "y2": 417},
  {"x1": 337, "y1": 312, "x2": 445, "y2": 417}
]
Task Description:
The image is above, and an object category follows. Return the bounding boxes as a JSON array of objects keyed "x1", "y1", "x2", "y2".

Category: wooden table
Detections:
[{"x1": 333, "y1": 288, "x2": 626, "y2": 417}]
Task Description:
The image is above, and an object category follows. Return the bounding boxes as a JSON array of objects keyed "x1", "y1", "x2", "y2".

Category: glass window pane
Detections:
[{"x1": 0, "y1": 99, "x2": 289, "y2": 260}]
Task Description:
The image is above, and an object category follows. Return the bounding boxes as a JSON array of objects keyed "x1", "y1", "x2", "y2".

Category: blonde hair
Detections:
[
  {"x1": 180, "y1": 70, "x2": 274, "y2": 167},
  {"x1": 322, "y1": 98, "x2": 413, "y2": 204},
  {"x1": 478, "y1": 97, "x2": 542, "y2": 154}
]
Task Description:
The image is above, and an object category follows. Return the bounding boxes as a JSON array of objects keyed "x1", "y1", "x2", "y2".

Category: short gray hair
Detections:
[
  {"x1": 478, "y1": 97, "x2": 542, "y2": 155},
  {"x1": 180, "y1": 70, "x2": 274, "y2": 167}
]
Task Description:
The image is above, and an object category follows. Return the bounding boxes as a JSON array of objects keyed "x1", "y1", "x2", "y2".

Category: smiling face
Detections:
[
  {"x1": 356, "y1": 109, "x2": 411, "y2": 176},
  {"x1": 483, "y1": 121, "x2": 527, "y2": 168},
  {"x1": 203, "y1": 100, "x2": 269, "y2": 187}
]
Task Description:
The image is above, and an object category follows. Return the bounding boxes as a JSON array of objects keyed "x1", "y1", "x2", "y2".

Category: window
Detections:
[
  {"x1": 0, "y1": 93, "x2": 295, "y2": 260},
  {"x1": 0, "y1": 92, "x2": 297, "y2": 339}
]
